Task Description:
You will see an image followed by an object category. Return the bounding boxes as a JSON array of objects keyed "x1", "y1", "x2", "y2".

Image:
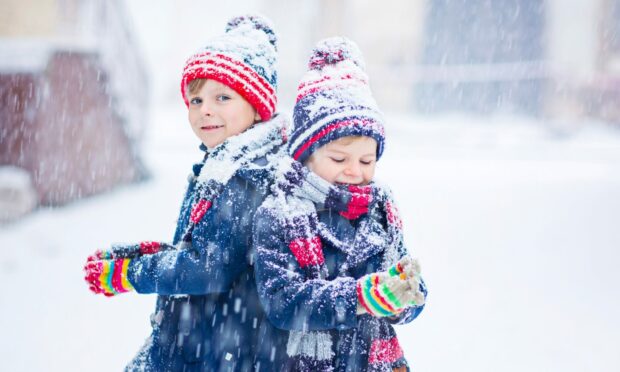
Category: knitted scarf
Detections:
[
  {"x1": 265, "y1": 156, "x2": 408, "y2": 371},
  {"x1": 103, "y1": 115, "x2": 288, "y2": 259}
]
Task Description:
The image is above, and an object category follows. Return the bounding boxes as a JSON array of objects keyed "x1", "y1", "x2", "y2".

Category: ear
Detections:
[{"x1": 254, "y1": 110, "x2": 261, "y2": 122}]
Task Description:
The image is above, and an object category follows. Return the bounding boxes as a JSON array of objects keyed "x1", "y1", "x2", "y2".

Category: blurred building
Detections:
[
  {"x1": 546, "y1": 0, "x2": 620, "y2": 124},
  {"x1": 262, "y1": 0, "x2": 427, "y2": 113},
  {"x1": 0, "y1": 0, "x2": 148, "y2": 221},
  {"x1": 264, "y1": 0, "x2": 620, "y2": 124}
]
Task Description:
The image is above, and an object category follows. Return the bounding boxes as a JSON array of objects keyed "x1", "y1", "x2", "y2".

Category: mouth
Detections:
[
  {"x1": 200, "y1": 124, "x2": 224, "y2": 131},
  {"x1": 336, "y1": 179, "x2": 370, "y2": 186}
]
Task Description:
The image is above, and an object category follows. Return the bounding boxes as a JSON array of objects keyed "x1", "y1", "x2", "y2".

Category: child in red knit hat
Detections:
[{"x1": 83, "y1": 14, "x2": 291, "y2": 371}]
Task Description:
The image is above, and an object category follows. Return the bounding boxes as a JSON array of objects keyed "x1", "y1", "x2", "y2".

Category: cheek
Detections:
[
  {"x1": 325, "y1": 166, "x2": 345, "y2": 183},
  {"x1": 230, "y1": 120, "x2": 252, "y2": 135},
  {"x1": 308, "y1": 161, "x2": 337, "y2": 183},
  {"x1": 326, "y1": 168, "x2": 341, "y2": 183},
  {"x1": 364, "y1": 166, "x2": 376, "y2": 181},
  {"x1": 188, "y1": 108, "x2": 203, "y2": 125},
  {"x1": 229, "y1": 110, "x2": 254, "y2": 133}
]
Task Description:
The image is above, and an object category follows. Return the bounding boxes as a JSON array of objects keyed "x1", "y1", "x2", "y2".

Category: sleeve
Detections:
[
  {"x1": 253, "y1": 207, "x2": 359, "y2": 332},
  {"x1": 127, "y1": 175, "x2": 265, "y2": 295},
  {"x1": 126, "y1": 245, "x2": 233, "y2": 295}
]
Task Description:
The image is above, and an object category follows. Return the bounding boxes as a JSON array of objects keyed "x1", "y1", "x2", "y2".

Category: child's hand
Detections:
[
  {"x1": 86, "y1": 241, "x2": 167, "y2": 263},
  {"x1": 387, "y1": 256, "x2": 425, "y2": 304},
  {"x1": 388, "y1": 256, "x2": 421, "y2": 280},
  {"x1": 83, "y1": 258, "x2": 134, "y2": 296},
  {"x1": 357, "y1": 272, "x2": 417, "y2": 317},
  {"x1": 357, "y1": 257, "x2": 426, "y2": 317},
  {"x1": 86, "y1": 249, "x2": 114, "y2": 262},
  {"x1": 384, "y1": 275, "x2": 425, "y2": 307}
]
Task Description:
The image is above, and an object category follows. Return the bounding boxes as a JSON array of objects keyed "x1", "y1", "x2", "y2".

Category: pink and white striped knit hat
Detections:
[{"x1": 181, "y1": 14, "x2": 278, "y2": 121}]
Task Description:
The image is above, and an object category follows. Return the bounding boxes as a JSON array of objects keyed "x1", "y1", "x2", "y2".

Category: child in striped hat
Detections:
[
  {"x1": 253, "y1": 37, "x2": 427, "y2": 371},
  {"x1": 83, "y1": 14, "x2": 291, "y2": 371}
]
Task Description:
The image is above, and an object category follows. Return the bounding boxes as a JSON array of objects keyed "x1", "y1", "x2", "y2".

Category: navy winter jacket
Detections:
[
  {"x1": 125, "y1": 152, "x2": 287, "y2": 372},
  {"x1": 253, "y1": 203, "x2": 426, "y2": 371}
]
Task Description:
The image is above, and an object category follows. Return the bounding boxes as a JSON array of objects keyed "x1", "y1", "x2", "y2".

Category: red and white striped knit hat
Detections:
[{"x1": 181, "y1": 14, "x2": 278, "y2": 121}]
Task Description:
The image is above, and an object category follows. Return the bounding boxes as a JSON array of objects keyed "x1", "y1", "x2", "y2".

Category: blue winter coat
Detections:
[
  {"x1": 253, "y1": 201, "x2": 426, "y2": 371},
  {"x1": 125, "y1": 149, "x2": 288, "y2": 372}
]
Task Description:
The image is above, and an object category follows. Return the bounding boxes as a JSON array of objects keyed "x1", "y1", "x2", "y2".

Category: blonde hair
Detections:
[{"x1": 187, "y1": 78, "x2": 207, "y2": 95}]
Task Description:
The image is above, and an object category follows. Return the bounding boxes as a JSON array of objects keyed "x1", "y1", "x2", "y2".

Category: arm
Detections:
[
  {"x1": 126, "y1": 245, "x2": 236, "y2": 295},
  {"x1": 85, "y1": 174, "x2": 266, "y2": 296},
  {"x1": 84, "y1": 243, "x2": 245, "y2": 296},
  {"x1": 253, "y1": 208, "x2": 358, "y2": 332},
  {"x1": 129, "y1": 175, "x2": 266, "y2": 295}
]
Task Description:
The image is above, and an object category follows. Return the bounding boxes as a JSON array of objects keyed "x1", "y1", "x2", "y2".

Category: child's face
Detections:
[
  {"x1": 187, "y1": 79, "x2": 260, "y2": 148},
  {"x1": 305, "y1": 136, "x2": 377, "y2": 186}
]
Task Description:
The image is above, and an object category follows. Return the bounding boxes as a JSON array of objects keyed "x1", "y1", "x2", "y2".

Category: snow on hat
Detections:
[
  {"x1": 181, "y1": 14, "x2": 278, "y2": 121},
  {"x1": 288, "y1": 36, "x2": 385, "y2": 163}
]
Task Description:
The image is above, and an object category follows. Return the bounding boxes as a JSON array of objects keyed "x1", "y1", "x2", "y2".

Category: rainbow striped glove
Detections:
[
  {"x1": 388, "y1": 256, "x2": 421, "y2": 281},
  {"x1": 84, "y1": 258, "x2": 134, "y2": 297},
  {"x1": 356, "y1": 273, "x2": 410, "y2": 317},
  {"x1": 86, "y1": 241, "x2": 168, "y2": 262},
  {"x1": 357, "y1": 257, "x2": 425, "y2": 317}
]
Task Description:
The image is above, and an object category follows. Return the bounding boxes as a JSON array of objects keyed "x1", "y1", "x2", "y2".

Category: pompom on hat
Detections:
[
  {"x1": 288, "y1": 37, "x2": 385, "y2": 163},
  {"x1": 181, "y1": 14, "x2": 278, "y2": 121}
]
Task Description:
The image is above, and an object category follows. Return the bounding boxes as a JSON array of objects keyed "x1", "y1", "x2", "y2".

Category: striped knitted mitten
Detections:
[
  {"x1": 84, "y1": 258, "x2": 134, "y2": 297},
  {"x1": 388, "y1": 256, "x2": 421, "y2": 280},
  {"x1": 357, "y1": 272, "x2": 418, "y2": 317},
  {"x1": 86, "y1": 241, "x2": 168, "y2": 262},
  {"x1": 358, "y1": 258, "x2": 425, "y2": 317},
  {"x1": 388, "y1": 257, "x2": 425, "y2": 305}
]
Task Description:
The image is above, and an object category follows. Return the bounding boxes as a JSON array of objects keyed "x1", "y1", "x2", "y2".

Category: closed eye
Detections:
[
  {"x1": 329, "y1": 157, "x2": 345, "y2": 163},
  {"x1": 360, "y1": 159, "x2": 375, "y2": 165}
]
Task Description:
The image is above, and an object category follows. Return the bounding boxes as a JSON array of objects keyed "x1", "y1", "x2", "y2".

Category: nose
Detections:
[
  {"x1": 344, "y1": 162, "x2": 362, "y2": 178},
  {"x1": 200, "y1": 102, "x2": 213, "y2": 116}
]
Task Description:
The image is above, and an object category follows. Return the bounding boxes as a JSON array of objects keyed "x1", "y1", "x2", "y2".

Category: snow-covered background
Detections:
[
  {"x1": 2, "y1": 2, "x2": 620, "y2": 371},
  {"x1": 2, "y1": 108, "x2": 619, "y2": 371}
]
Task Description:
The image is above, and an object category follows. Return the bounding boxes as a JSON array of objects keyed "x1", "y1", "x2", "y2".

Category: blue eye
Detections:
[
  {"x1": 189, "y1": 97, "x2": 202, "y2": 105},
  {"x1": 216, "y1": 95, "x2": 231, "y2": 102}
]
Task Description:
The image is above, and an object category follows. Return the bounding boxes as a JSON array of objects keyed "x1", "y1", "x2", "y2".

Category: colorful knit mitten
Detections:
[
  {"x1": 388, "y1": 256, "x2": 425, "y2": 306},
  {"x1": 86, "y1": 241, "x2": 167, "y2": 262},
  {"x1": 387, "y1": 256, "x2": 419, "y2": 279},
  {"x1": 387, "y1": 256, "x2": 424, "y2": 305},
  {"x1": 356, "y1": 273, "x2": 411, "y2": 317},
  {"x1": 357, "y1": 257, "x2": 425, "y2": 317},
  {"x1": 84, "y1": 258, "x2": 134, "y2": 297}
]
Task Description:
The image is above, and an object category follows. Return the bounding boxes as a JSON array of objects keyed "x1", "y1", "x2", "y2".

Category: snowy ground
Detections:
[{"x1": 1, "y1": 105, "x2": 620, "y2": 371}]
